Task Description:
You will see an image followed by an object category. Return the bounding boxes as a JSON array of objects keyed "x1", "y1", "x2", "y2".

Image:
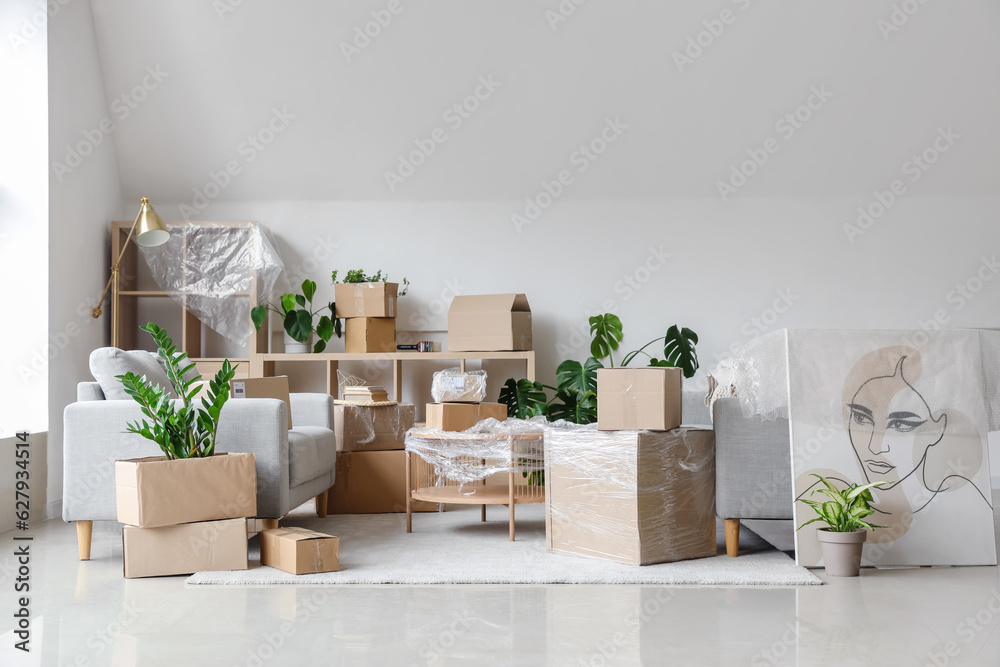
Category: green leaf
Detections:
[
  {"x1": 556, "y1": 357, "x2": 603, "y2": 397},
  {"x1": 589, "y1": 314, "x2": 623, "y2": 363},
  {"x1": 313, "y1": 339, "x2": 327, "y2": 353},
  {"x1": 547, "y1": 390, "x2": 597, "y2": 424},
  {"x1": 284, "y1": 310, "x2": 313, "y2": 342},
  {"x1": 316, "y1": 315, "x2": 334, "y2": 342},
  {"x1": 280, "y1": 294, "x2": 297, "y2": 314},
  {"x1": 295, "y1": 294, "x2": 306, "y2": 307},
  {"x1": 301, "y1": 279, "x2": 316, "y2": 304},
  {"x1": 498, "y1": 378, "x2": 548, "y2": 419},
  {"x1": 662, "y1": 325, "x2": 699, "y2": 378}
]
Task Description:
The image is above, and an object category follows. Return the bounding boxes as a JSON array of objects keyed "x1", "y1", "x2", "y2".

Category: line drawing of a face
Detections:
[{"x1": 846, "y1": 356, "x2": 947, "y2": 493}]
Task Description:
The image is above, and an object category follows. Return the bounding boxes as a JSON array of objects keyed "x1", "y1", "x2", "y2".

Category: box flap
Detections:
[{"x1": 449, "y1": 294, "x2": 525, "y2": 314}]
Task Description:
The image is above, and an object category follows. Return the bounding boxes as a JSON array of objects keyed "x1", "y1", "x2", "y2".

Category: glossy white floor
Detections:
[{"x1": 2, "y1": 503, "x2": 998, "y2": 667}]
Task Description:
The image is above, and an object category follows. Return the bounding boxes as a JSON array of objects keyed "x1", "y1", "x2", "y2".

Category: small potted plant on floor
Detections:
[
  {"x1": 796, "y1": 474, "x2": 887, "y2": 577},
  {"x1": 251, "y1": 279, "x2": 337, "y2": 353}
]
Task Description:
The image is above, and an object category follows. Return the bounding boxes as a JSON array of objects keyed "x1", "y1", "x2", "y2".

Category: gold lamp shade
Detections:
[{"x1": 134, "y1": 197, "x2": 169, "y2": 247}]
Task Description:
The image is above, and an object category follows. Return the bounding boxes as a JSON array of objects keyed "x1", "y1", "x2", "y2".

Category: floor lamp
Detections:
[{"x1": 92, "y1": 197, "x2": 170, "y2": 347}]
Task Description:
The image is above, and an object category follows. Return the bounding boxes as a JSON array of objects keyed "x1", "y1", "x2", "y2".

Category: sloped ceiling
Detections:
[{"x1": 87, "y1": 0, "x2": 1000, "y2": 203}]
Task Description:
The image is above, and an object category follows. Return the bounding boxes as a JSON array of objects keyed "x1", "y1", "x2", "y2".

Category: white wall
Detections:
[
  {"x1": 0, "y1": 0, "x2": 49, "y2": 444},
  {"x1": 47, "y1": 0, "x2": 124, "y2": 518}
]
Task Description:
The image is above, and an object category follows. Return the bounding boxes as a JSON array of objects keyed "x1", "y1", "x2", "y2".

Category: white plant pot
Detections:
[{"x1": 283, "y1": 331, "x2": 312, "y2": 354}]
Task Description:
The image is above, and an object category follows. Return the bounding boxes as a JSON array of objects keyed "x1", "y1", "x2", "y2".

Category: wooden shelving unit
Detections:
[{"x1": 111, "y1": 220, "x2": 265, "y2": 378}]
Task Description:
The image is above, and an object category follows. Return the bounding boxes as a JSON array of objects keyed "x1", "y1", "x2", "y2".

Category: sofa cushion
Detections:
[
  {"x1": 89, "y1": 348, "x2": 175, "y2": 400},
  {"x1": 288, "y1": 426, "x2": 337, "y2": 487}
]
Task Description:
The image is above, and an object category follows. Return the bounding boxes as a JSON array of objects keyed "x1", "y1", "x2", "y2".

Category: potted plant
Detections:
[
  {"x1": 796, "y1": 474, "x2": 887, "y2": 577},
  {"x1": 251, "y1": 279, "x2": 337, "y2": 353},
  {"x1": 331, "y1": 268, "x2": 409, "y2": 319}
]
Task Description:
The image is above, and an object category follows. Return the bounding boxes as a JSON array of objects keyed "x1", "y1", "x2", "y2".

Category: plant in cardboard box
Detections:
[
  {"x1": 796, "y1": 474, "x2": 887, "y2": 577},
  {"x1": 117, "y1": 322, "x2": 237, "y2": 459},
  {"x1": 332, "y1": 269, "x2": 410, "y2": 296},
  {"x1": 251, "y1": 279, "x2": 338, "y2": 353},
  {"x1": 499, "y1": 314, "x2": 699, "y2": 424}
]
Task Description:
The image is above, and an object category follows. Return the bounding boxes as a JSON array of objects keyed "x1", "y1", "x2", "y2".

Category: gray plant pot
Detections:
[{"x1": 816, "y1": 528, "x2": 867, "y2": 577}]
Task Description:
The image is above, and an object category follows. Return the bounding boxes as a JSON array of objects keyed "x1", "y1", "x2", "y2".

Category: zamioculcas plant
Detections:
[{"x1": 116, "y1": 322, "x2": 237, "y2": 459}]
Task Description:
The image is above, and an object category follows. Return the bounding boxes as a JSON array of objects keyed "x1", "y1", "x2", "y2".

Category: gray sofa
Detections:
[
  {"x1": 712, "y1": 397, "x2": 792, "y2": 556},
  {"x1": 63, "y1": 380, "x2": 337, "y2": 560}
]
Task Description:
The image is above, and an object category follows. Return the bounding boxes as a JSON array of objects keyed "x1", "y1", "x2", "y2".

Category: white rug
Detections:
[{"x1": 188, "y1": 504, "x2": 820, "y2": 587}]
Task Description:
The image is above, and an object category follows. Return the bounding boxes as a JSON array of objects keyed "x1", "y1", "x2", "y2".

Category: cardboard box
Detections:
[
  {"x1": 335, "y1": 282, "x2": 398, "y2": 318},
  {"x1": 334, "y1": 403, "x2": 415, "y2": 452},
  {"x1": 261, "y1": 527, "x2": 340, "y2": 574},
  {"x1": 596, "y1": 367, "x2": 682, "y2": 431},
  {"x1": 328, "y1": 451, "x2": 438, "y2": 514},
  {"x1": 123, "y1": 518, "x2": 248, "y2": 578},
  {"x1": 230, "y1": 376, "x2": 292, "y2": 429},
  {"x1": 545, "y1": 426, "x2": 716, "y2": 566},
  {"x1": 447, "y1": 294, "x2": 532, "y2": 352},
  {"x1": 425, "y1": 402, "x2": 507, "y2": 432},
  {"x1": 116, "y1": 453, "x2": 257, "y2": 528},
  {"x1": 345, "y1": 317, "x2": 396, "y2": 353}
]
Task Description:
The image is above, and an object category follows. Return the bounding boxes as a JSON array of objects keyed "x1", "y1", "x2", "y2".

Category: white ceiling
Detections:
[{"x1": 86, "y1": 0, "x2": 1000, "y2": 203}]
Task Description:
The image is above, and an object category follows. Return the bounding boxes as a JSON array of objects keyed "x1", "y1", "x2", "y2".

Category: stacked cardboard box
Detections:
[
  {"x1": 596, "y1": 367, "x2": 682, "y2": 431},
  {"x1": 329, "y1": 403, "x2": 436, "y2": 514},
  {"x1": 335, "y1": 282, "x2": 397, "y2": 353},
  {"x1": 116, "y1": 453, "x2": 258, "y2": 578},
  {"x1": 425, "y1": 368, "x2": 507, "y2": 432}
]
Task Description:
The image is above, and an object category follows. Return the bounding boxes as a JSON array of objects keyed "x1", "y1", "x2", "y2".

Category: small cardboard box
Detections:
[
  {"x1": 334, "y1": 403, "x2": 415, "y2": 452},
  {"x1": 345, "y1": 317, "x2": 396, "y2": 353},
  {"x1": 545, "y1": 426, "x2": 716, "y2": 566},
  {"x1": 425, "y1": 402, "x2": 507, "y2": 432},
  {"x1": 335, "y1": 282, "x2": 398, "y2": 319},
  {"x1": 596, "y1": 367, "x2": 682, "y2": 431},
  {"x1": 230, "y1": 376, "x2": 292, "y2": 429},
  {"x1": 123, "y1": 518, "x2": 248, "y2": 579},
  {"x1": 115, "y1": 453, "x2": 257, "y2": 528},
  {"x1": 328, "y1": 451, "x2": 438, "y2": 514},
  {"x1": 447, "y1": 294, "x2": 532, "y2": 352},
  {"x1": 261, "y1": 527, "x2": 340, "y2": 574}
]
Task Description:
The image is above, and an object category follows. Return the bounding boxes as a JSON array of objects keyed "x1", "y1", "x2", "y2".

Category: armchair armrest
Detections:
[
  {"x1": 77, "y1": 382, "x2": 105, "y2": 402},
  {"x1": 216, "y1": 398, "x2": 291, "y2": 518},
  {"x1": 289, "y1": 393, "x2": 334, "y2": 429}
]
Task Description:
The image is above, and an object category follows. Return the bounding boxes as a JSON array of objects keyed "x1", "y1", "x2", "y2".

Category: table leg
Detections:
[
  {"x1": 406, "y1": 451, "x2": 413, "y2": 533},
  {"x1": 508, "y1": 469, "x2": 515, "y2": 541}
]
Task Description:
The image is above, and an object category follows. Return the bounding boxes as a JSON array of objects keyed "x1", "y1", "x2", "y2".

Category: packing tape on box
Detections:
[
  {"x1": 542, "y1": 420, "x2": 716, "y2": 565},
  {"x1": 431, "y1": 368, "x2": 488, "y2": 403},
  {"x1": 404, "y1": 418, "x2": 544, "y2": 486}
]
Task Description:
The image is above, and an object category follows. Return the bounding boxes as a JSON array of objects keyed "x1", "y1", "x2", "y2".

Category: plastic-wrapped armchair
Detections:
[{"x1": 63, "y1": 382, "x2": 337, "y2": 560}]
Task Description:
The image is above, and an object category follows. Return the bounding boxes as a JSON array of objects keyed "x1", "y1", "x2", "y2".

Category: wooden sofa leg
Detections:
[
  {"x1": 77, "y1": 521, "x2": 93, "y2": 561},
  {"x1": 262, "y1": 518, "x2": 279, "y2": 530},
  {"x1": 724, "y1": 519, "x2": 740, "y2": 557},
  {"x1": 316, "y1": 491, "x2": 329, "y2": 518}
]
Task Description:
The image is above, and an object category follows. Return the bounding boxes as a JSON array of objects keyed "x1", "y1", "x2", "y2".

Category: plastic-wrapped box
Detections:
[
  {"x1": 334, "y1": 403, "x2": 415, "y2": 452},
  {"x1": 544, "y1": 422, "x2": 715, "y2": 565},
  {"x1": 430, "y1": 368, "x2": 488, "y2": 403}
]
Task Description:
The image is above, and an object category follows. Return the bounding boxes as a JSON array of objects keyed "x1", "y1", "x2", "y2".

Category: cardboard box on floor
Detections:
[
  {"x1": 447, "y1": 294, "x2": 531, "y2": 352},
  {"x1": 345, "y1": 317, "x2": 396, "y2": 353},
  {"x1": 596, "y1": 367, "x2": 682, "y2": 431},
  {"x1": 328, "y1": 450, "x2": 438, "y2": 514},
  {"x1": 425, "y1": 402, "x2": 507, "y2": 432},
  {"x1": 230, "y1": 376, "x2": 292, "y2": 429},
  {"x1": 335, "y1": 403, "x2": 415, "y2": 452},
  {"x1": 261, "y1": 527, "x2": 340, "y2": 575},
  {"x1": 123, "y1": 518, "x2": 248, "y2": 578},
  {"x1": 335, "y1": 282, "x2": 398, "y2": 319},
  {"x1": 116, "y1": 453, "x2": 257, "y2": 528},
  {"x1": 545, "y1": 426, "x2": 716, "y2": 566}
]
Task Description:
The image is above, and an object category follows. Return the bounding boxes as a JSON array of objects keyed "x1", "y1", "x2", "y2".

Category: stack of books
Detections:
[{"x1": 342, "y1": 385, "x2": 389, "y2": 402}]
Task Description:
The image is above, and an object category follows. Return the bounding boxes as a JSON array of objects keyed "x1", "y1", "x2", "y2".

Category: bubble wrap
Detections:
[{"x1": 431, "y1": 368, "x2": 488, "y2": 403}]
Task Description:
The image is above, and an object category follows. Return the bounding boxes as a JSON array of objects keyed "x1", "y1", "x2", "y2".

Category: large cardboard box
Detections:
[
  {"x1": 335, "y1": 282, "x2": 398, "y2": 318},
  {"x1": 328, "y1": 451, "x2": 438, "y2": 514},
  {"x1": 115, "y1": 453, "x2": 257, "y2": 528},
  {"x1": 596, "y1": 367, "x2": 682, "y2": 431},
  {"x1": 123, "y1": 518, "x2": 248, "y2": 578},
  {"x1": 447, "y1": 294, "x2": 532, "y2": 352},
  {"x1": 230, "y1": 376, "x2": 292, "y2": 429},
  {"x1": 345, "y1": 317, "x2": 396, "y2": 353},
  {"x1": 261, "y1": 527, "x2": 340, "y2": 575},
  {"x1": 545, "y1": 426, "x2": 716, "y2": 566},
  {"x1": 334, "y1": 403, "x2": 415, "y2": 452},
  {"x1": 424, "y1": 402, "x2": 507, "y2": 432}
]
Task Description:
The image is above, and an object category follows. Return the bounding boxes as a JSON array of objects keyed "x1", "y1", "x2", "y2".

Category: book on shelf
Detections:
[{"x1": 343, "y1": 386, "x2": 389, "y2": 402}]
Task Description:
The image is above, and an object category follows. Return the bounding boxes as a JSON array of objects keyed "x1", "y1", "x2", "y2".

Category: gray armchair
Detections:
[
  {"x1": 63, "y1": 382, "x2": 337, "y2": 560},
  {"x1": 713, "y1": 397, "x2": 792, "y2": 557}
]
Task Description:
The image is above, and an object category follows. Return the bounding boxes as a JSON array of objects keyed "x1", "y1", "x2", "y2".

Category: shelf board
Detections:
[
  {"x1": 118, "y1": 291, "x2": 251, "y2": 297},
  {"x1": 260, "y1": 351, "x2": 534, "y2": 362},
  {"x1": 410, "y1": 485, "x2": 544, "y2": 505}
]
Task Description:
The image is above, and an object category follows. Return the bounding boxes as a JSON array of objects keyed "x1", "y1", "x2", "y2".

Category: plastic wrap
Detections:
[
  {"x1": 139, "y1": 222, "x2": 284, "y2": 348},
  {"x1": 335, "y1": 403, "x2": 415, "y2": 452},
  {"x1": 542, "y1": 421, "x2": 716, "y2": 566},
  {"x1": 430, "y1": 368, "x2": 488, "y2": 403},
  {"x1": 404, "y1": 418, "x2": 545, "y2": 487},
  {"x1": 730, "y1": 329, "x2": 790, "y2": 422}
]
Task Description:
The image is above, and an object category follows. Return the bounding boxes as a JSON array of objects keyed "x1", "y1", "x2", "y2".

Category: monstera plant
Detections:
[
  {"x1": 499, "y1": 314, "x2": 699, "y2": 424},
  {"x1": 251, "y1": 279, "x2": 338, "y2": 353}
]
